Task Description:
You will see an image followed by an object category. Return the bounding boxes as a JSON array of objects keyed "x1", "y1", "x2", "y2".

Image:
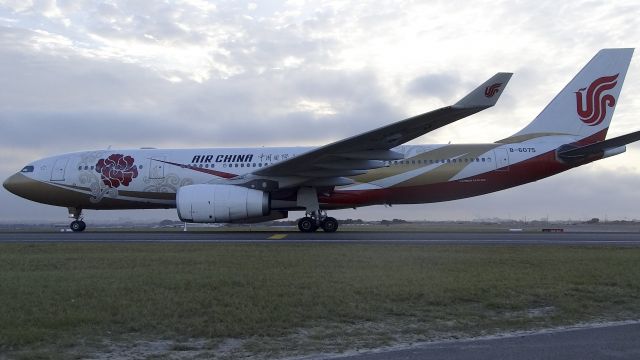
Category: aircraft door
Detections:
[
  {"x1": 149, "y1": 157, "x2": 166, "y2": 179},
  {"x1": 494, "y1": 148, "x2": 510, "y2": 171},
  {"x1": 50, "y1": 158, "x2": 68, "y2": 181}
]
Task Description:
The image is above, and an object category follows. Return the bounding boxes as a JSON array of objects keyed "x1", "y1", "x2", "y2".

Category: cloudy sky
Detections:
[{"x1": 1, "y1": 0, "x2": 639, "y2": 223}]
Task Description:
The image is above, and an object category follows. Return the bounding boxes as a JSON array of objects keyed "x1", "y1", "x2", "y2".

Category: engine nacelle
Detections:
[{"x1": 176, "y1": 184, "x2": 270, "y2": 223}]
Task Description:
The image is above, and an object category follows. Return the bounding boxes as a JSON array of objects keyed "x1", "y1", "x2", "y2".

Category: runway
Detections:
[
  {"x1": 336, "y1": 321, "x2": 640, "y2": 360},
  {"x1": 1, "y1": 231, "x2": 640, "y2": 245}
]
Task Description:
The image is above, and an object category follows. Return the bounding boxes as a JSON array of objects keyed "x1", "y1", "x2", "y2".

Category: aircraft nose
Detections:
[{"x1": 3, "y1": 172, "x2": 31, "y2": 198}]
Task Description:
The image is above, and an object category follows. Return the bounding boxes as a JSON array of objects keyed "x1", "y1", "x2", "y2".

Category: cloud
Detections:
[{"x1": 406, "y1": 73, "x2": 462, "y2": 100}]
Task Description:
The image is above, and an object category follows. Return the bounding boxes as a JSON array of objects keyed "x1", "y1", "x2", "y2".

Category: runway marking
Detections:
[{"x1": 268, "y1": 234, "x2": 288, "y2": 240}]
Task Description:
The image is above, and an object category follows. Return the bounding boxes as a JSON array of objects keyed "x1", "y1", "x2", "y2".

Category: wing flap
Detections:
[
  {"x1": 315, "y1": 159, "x2": 386, "y2": 170},
  {"x1": 337, "y1": 150, "x2": 404, "y2": 160}
]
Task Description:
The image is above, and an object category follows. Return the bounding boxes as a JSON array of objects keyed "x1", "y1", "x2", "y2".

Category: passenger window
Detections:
[
  {"x1": 84, "y1": 166, "x2": 88, "y2": 170},
  {"x1": 482, "y1": 158, "x2": 485, "y2": 162},
  {"x1": 139, "y1": 165, "x2": 143, "y2": 169},
  {"x1": 21, "y1": 165, "x2": 34, "y2": 173},
  {"x1": 78, "y1": 166, "x2": 82, "y2": 170}
]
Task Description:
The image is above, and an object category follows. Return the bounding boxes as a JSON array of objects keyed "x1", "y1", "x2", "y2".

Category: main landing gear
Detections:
[
  {"x1": 296, "y1": 187, "x2": 338, "y2": 233},
  {"x1": 68, "y1": 207, "x2": 86, "y2": 232},
  {"x1": 298, "y1": 211, "x2": 339, "y2": 233}
]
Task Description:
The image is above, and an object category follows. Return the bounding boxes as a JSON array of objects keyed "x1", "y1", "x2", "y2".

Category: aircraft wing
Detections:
[{"x1": 252, "y1": 72, "x2": 513, "y2": 181}]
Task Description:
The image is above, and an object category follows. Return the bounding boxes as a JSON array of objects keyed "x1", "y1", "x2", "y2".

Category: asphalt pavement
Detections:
[
  {"x1": 1, "y1": 231, "x2": 640, "y2": 246},
  {"x1": 335, "y1": 322, "x2": 640, "y2": 360}
]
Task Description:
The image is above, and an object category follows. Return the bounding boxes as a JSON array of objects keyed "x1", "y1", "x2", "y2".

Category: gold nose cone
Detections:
[{"x1": 3, "y1": 172, "x2": 32, "y2": 197}]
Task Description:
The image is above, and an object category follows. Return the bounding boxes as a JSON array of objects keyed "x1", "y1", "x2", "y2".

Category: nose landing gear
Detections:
[
  {"x1": 68, "y1": 207, "x2": 86, "y2": 232},
  {"x1": 70, "y1": 220, "x2": 86, "y2": 232}
]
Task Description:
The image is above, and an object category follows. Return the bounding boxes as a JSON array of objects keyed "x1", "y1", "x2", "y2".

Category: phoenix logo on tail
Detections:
[
  {"x1": 484, "y1": 83, "x2": 502, "y2": 98},
  {"x1": 575, "y1": 74, "x2": 619, "y2": 126}
]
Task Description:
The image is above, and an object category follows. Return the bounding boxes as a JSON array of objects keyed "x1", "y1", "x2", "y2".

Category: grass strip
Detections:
[{"x1": 1, "y1": 243, "x2": 639, "y2": 357}]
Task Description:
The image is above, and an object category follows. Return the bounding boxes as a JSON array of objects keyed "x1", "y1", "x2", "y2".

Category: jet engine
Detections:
[{"x1": 176, "y1": 184, "x2": 270, "y2": 223}]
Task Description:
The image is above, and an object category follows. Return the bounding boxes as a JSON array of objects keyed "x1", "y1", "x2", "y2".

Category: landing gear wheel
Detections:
[
  {"x1": 298, "y1": 217, "x2": 318, "y2": 233},
  {"x1": 320, "y1": 217, "x2": 338, "y2": 233},
  {"x1": 70, "y1": 220, "x2": 86, "y2": 232}
]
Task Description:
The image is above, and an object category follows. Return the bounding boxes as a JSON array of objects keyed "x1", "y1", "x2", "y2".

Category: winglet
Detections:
[{"x1": 453, "y1": 72, "x2": 513, "y2": 109}]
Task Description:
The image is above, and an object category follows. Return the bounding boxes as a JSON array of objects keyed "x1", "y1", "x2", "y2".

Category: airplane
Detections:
[{"x1": 4, "y1": 48, "x2": 638, "y2": 233}]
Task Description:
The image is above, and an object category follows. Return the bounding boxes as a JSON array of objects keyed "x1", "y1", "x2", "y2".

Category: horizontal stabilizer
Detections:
[
  {"x1": 454, "y1": 72, "x2": 513, "y2": 109},
  {"x1": 557, "y1": 130, "x2": 640, "y2": 160}
]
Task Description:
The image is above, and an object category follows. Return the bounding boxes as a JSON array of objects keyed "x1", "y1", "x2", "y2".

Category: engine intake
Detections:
[{"x1": 176, "y1": 184, "x2": 270, "y2": 223}]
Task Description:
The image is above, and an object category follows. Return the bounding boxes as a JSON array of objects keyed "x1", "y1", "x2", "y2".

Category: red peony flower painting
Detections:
[{"x1": 96, "y1": 154, "x2": 139, "y2": 188}]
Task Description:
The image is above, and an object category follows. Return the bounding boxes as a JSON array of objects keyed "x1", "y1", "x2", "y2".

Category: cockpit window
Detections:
[{"x1": 21, "y1": 165, "x2": 34, "y2": 173}]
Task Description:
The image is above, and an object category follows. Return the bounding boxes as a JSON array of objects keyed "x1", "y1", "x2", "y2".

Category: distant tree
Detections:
[
  {"x1": 342, "y1": 219, "x2": 364, "y2": 224},
  {"x1": 585, "y1": 218, "x2": 600, "y2": 224},
  {"x1": 380, "y1": 219, "x2": 408, "y2": 226}
]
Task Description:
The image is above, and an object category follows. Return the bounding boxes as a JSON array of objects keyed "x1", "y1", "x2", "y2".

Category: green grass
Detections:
[{"x1": 1, "y1": 244, "x2": 640, "y2": 357}]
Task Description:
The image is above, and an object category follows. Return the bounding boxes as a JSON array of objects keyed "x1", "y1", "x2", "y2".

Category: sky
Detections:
[{"x1": 1, "y1": 0, "x2": 640, "y2": 223}]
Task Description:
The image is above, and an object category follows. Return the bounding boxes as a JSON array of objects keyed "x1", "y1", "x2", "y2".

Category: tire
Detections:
[
  {"x1": 78, "y1": 221, "x2": 87, "y2": 232},
  {"x1": 298, "y1": 217, "x2": 318, "y2": 233},
  {"x1": 320, "y1": 217, "x2": 339, "y2": 233},
  {"x1": 70, "y1": 220, "x2": 84, "y2": 232}
]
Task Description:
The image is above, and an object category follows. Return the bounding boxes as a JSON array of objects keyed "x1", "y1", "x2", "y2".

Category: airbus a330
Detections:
[{"x1": 4, "y1": 48, "x2": 638, "y2": 232}]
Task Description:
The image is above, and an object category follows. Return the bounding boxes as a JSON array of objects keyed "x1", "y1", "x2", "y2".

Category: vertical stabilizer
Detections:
[{"x1": 512, "y1": 48, "x2": 634, "y2": 143}]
